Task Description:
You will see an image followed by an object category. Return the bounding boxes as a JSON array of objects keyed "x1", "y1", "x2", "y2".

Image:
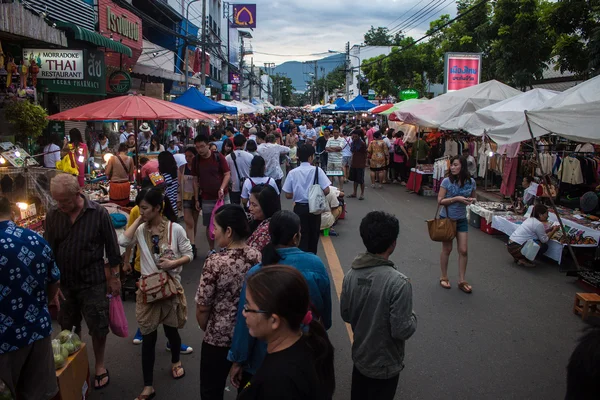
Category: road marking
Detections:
[{"x1": 321, "y1": 236, "x2": 354, "y2": 343}]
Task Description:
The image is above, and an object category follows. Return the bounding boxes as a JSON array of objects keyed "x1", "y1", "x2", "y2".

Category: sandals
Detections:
[
  {"x1": 458, "y1": 281, "x2": 473, "y2": 294},
  {"x1": 359, "y1": 196, "x2": 364, "y2": 200},
  {"x1": 172, "y1": 364, "x2": 185, "y2": 380},
  {"x1": 348, "y1": 194, "x2": 357, "y2": 198},
  {"x1": 94, "y1": 369, "x2": 110, "y2": 390},
  {"x1": 135, "y1": 391, "x2": 156, "y2": 400},
  {"x1": 440, "y1": 278, "x2": 451, "y2": 289}
]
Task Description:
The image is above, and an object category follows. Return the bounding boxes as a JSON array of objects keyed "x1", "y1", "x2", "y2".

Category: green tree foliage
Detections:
[
  {"x1": 364, "y1": 26, "x2": 393, "y2": 46},
  {"x1": 544, "y1": 0, "x2": 600, "y2": 77},
  {"x1": 5, "y1": 100, "x2": 49, "y2": 146},
  {"x1": 271, "y1": 74, "x2": 295, "y2": 106},
  {"x1": 314, "y1": 66, "x2": 347, "y2": 100}
]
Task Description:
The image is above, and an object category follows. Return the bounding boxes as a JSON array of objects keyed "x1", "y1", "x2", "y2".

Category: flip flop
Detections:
[
  {"x1": 135, "y1": 391, "x2": 156, "y2": 400},
  {"x1": 172, "y1": 365, "x2": 185, "y2": 380},
  {"x1": 458, "y1": 281, "x2": 472, "y2": 294},
  {"x1": 359, "y1": 196, "x2": 364, "y2": 200},
  {"x1": 348, "y1": 194, "x2": 357, "y2": 198},
  {"x1": 94, "y1": 369, "x2": 110, "y2": 390},
  {"x1": 440, "y1": 277, "x2": 451, "y2": 289}
]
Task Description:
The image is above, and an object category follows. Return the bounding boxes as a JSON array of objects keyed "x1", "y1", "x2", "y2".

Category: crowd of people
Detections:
[{"x1": 2, "y1": 110, "x2": 599, "y2": 400}]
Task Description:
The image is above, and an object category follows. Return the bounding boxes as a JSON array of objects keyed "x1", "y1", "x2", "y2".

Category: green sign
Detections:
[
  {"x1": 400, "y1": 88, "x2": 419, "y2": 101},
  {"x1": 108, "y1": 70, "x2": 132, "y2": 94},
  {"x1": 39, "y1": 49, "x2": 106, "y2": 96}
]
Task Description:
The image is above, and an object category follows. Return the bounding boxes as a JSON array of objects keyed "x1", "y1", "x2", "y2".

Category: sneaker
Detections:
[
  {"x1": 166, "y1": 342, "x2": 194, "y2": 354},
  {"x1": 329, "y1": 228, "x2": 339, "y2": 236},
  {"x1": 132, "y1": 328, "x2": 143, "y2": 345}
]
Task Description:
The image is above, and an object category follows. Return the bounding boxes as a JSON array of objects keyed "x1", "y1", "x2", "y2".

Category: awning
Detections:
[{"x1": 55, "y1": 21, "x2": 132, "y2": 57}]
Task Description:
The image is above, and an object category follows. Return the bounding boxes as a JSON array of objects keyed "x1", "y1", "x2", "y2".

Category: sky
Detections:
[{"x1": 247, "y1": 0, "x2": 459, "y2": 65}]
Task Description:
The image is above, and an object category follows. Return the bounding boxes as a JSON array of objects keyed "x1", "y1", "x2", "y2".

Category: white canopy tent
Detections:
[
  {"x1": 219, "y1": 100, "x2": 257, "y2": 114},
  {"x1": 521, "y1": 74, "x2": 600, "y2": 144},
  {"x1": 453, "y1": 88, "x2": 559, "y2": 137},
  {"x1": 394, "y1": 80, "x2": 522, "y2": 128}
]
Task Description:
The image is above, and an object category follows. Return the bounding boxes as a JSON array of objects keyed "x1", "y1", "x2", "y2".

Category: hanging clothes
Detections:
[
  {"x1": 500, "y1": 157, "x2": 519, "y2": 197},
  {"x1": 558, "y1": 156, "x2": 584, "y2": 185}
]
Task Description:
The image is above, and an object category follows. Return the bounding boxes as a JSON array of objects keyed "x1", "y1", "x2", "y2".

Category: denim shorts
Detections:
[{"x1": 441, "y1": 217, "x2": 469, "y2": 233}]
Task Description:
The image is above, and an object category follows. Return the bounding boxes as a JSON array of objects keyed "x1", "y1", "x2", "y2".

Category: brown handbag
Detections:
[
  {"x1": 426, "y1": 206, "x2": 457, "y2": 242},
  {"x1": 137, "y1": 223, "x2": 176, "y2": 304}
]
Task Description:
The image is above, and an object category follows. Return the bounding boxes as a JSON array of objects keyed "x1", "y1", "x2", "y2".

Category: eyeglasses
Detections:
[
  {"x1": 151, "y1": 235, "x2": 160, "y2": 254},
  {"x1": 243, "y1": 304, "x2": 269, "y2": 314}
]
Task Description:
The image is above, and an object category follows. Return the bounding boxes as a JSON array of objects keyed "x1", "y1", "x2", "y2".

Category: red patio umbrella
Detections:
[
  {"x1": 370, "y1": 103, "x2": 394, "y2": 114},
  {"x1": 47, "y1": 94, "x2": 213, "y2": 121}
]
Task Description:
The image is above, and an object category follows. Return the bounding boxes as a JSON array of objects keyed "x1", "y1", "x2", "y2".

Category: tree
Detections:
[
  {"x1": 364, "y1": 26, "x2": 393, "y2": 46},
  {"x1": 544, "y1": 0, "x2": 600, "y2": 77},
  {"x1": 488, "y1": 0, "x2": 554, "y2": 90},
  {"x1": 270, "y1": 74, "x2": 295, "y2": 106},
  {"x1": 5, "y1": 100, "x2": 49, "y2": 150},
  {"x1": 314, "y1": 66, "x2": 346, "y2": 101}
]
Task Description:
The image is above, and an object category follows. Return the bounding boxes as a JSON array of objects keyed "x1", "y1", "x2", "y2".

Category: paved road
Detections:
[{"x1": 77, "y1": 182, "x2": 585, "y2": 400}]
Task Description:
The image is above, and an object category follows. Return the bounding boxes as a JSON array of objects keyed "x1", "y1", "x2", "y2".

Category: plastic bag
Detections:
[
  {"x1": 208, "y1": 199, "x2": 225, "y2": 241},
  {"x1": 52, "y1": 339, "x2": 68, "y2": 370},
  {"x1": 308, "y1": 167, "x2": 327, "y2": 215},
  {"x1": 57, "y1": 326, "x2": 82, "y2": 355},
  {"x1": 520, "y1": 239, "x2": 541, "y2": 261},
  {"x1": 109, "y1": 294, "x2": 129, "y2": 338}
]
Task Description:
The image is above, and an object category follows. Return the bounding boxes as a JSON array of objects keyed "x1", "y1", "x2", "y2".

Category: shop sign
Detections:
[
  {"x1": 230, "y1": 4, "x2": 257, "y2": 28},
  {"x1": 108, "y1": 70, "x2": 132, "y2": 94},
  {"x1": 400, "y1": 88, "x2": 419, "y2": 100},
  {"x1": 444, "y1": 52, "x2": 481, "y2": 92},
  {"x1": 23, "y1": 49, "x2": 84, "y2": 80},
  {"x1": 229, "y1": 72, "x2": 240, "y2": 84},
  {"x1": 37, "y1": 50, "x2": 106, "y2": 95},
  {"x1": 205, "y1": 88, "x2": 212, "y2": 97},
  {"x1": 222, "y1": 84, "x2": 232, "y2": 92},
  {"x1": 107, "y1": 6, "x2": 140, "y2": 41},
  {"x1": 170, "y1": 81, "x2": 188, "y2": 95}
]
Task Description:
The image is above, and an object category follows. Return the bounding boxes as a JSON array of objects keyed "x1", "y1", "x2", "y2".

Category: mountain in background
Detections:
[{"x1": 270, "y1": 53, "x2": 345, "y2": 93}]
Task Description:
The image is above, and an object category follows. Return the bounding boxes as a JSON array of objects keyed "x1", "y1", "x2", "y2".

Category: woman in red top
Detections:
[{"x1": 246, "y1": 184, "x2": 281, "y2": 252}]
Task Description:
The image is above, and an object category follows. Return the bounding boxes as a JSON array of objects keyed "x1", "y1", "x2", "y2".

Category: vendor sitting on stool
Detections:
[
  {"x1": 506, "y1": 205, "x2": 560, "y2": 267},
  {"x1": 320, "y1": 186, "x2": 344, "y2": 235}
]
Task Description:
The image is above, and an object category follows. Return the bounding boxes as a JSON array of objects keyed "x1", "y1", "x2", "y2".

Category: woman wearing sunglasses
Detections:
[
  {"x1": 119, "y1": 188, "x2": 193, "y2": 400},
  {"x1": 195, "y1": 204, "x2": 262, "y2": 399}
]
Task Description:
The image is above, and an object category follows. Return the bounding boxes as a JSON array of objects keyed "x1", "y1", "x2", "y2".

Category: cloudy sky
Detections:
[{"x1": 245, "y1": 0, "x2": 458, "y2": 65}]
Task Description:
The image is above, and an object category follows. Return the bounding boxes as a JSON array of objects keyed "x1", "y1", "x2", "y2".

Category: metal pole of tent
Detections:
[{"x1": 524, "y1": 110, "x2": 580, "y2": 269}]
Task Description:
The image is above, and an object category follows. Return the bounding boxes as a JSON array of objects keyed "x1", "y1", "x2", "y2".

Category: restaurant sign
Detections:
[
  {"x1": 34, "y1": 49, "x2": 106, "y2": 95},
  {"x1": 23, "y1": 49, "x2": 84, "y2": 80}
]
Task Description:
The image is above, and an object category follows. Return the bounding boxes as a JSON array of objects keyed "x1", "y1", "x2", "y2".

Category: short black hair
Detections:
[
  {"x1": 139, "y1": 156, "x2": 149, "y2": 165},
  {"x1": 360, "y1": 211, "x2": 399, "y2": 254},
  {"x1": 246, "y1": 139, "x2": 258, "y2": 153},
  {"x1": 297, "y1": 144, "x2": 315, "y2": 162},
  {"x1": 266, "y1": 133, "x2": 276, "y2": 143},
  {"x1": 226, "y1": 126, "x2": 235, "y2": 134},
  {"x1": 233, "y1": 134, "x2": 246, "y2": 148},
  {"x1": 194, "y1": 134, "x2": 209, "y2": 144},
  {"x1": 566, "y1": 326, "x2": 600, "y2": 400},
  {"x1": 257, "y1": 131, "x2": 267, "y2": 141}
]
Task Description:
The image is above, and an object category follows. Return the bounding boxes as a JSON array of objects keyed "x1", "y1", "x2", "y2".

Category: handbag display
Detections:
[
  {"x1": 426, "y1": 206, "x2": 457, "y2": 242},
  {"x1": 308, "y1": 166, "x2": 328, "y2": 215}
]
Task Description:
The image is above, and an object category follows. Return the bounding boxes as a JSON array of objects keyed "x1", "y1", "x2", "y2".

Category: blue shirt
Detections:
[
  {"x1": 227, "y1": 247, "x2": 332, "y2": 374},
  {"x1": 0, "y1": 221, "x2": 60, "y2": 354},
  {"x1": 440, "y1": 177, "x2": 476, "y2": 220}
]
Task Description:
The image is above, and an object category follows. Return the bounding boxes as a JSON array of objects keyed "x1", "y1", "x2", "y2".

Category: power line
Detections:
[
  {"x1": 401, "y1": 0, "x2": 456, "y2": 35},
  {"x1": 252, "y1": 50, "x2": 332, "y2": 57},
  {"x1": 387, "y1": 0, "x2": 442, "y2": 34},
  {"x1": 390, "y1": 0, "x2": 447, "y2": 36},
  {"x1": 385, "y1": 0, "x2": 427, "y2": 30}
]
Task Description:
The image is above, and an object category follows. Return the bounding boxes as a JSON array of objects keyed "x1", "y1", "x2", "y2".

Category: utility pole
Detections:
[
  {"x1": 314, "y1": 61, "x2": 318, "y2": 105},
  {"x1": 249, "y1": 57, "x2": 254, "y2": 100},
  {"x1": 200, "y1": 0, "x2": 207, "y2": 87},
  {"x1": 345, "y1": 41, "x2": 350, "y2": 101},
  {"x1": 321, "y1": 67, "x2": 325, "y2": 104}
]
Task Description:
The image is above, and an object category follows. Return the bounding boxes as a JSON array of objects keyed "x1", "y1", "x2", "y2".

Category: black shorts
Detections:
[
  {"x1": 60, "y1": 283, "x2": 109, "y2": 337},
  {"x1": 349, "y1": 168, "x2": 365, "y2": 184}
]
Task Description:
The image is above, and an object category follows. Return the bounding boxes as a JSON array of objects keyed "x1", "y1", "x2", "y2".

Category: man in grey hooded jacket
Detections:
[{"x1": 341, "y1": 211, "x2": 417, "y2": 400}]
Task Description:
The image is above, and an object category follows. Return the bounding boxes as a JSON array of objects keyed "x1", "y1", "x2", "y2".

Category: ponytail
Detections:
[
  {"x1": 261, "y1": 210, "x2": 301, "y2": 265},
  {"x1": 305, "y1": 318, "x2": 336, "y2": 399},
  {"x1": 261, "y1": 243, "x2": 281, "y2": 265}
]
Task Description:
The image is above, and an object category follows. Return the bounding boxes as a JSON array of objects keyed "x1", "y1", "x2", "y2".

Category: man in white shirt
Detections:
[
  {"x1": 43, "y1": 135, "x2": 61, "y2": 168},
  {"x1": 303, "y1": 121, "x2": 318, "y2": 147},
  {"x1": 341, "y1": 132, "x2": 353, "y2": 183},
  {"x1": 137, "y1": 123, "x2": 152, "y2": 153},
  {"x1": 119, "y1": 121, "x2": 134, "y2": 143},
  {"x1": 257, "y1": 133, "x2": 289, "y2": 190},
  {"x1": 326, "y1": 126, "x2": 345, "y2": 190},
  {"x1": 283, "y1": 144, "x2": 331, "y2": 254},
  {"x1": 320, "y1": 186, "x2": 343, "y2": 232},
  {"x1": 227, "y1": 135, "x2": 254, "y2": 204}
]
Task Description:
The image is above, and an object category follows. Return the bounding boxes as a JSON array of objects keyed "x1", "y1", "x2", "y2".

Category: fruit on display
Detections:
[{"x1": 52, "y1": 339, "x2": 68, "y2": 370}]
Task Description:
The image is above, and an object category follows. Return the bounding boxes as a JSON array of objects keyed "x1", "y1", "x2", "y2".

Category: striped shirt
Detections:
[
  {"x1": 163, "y1": 172, "x2": 179, "y2": 215},
  {"x1": 44, "y1": 195, "x2": 121, "y2": 290}
]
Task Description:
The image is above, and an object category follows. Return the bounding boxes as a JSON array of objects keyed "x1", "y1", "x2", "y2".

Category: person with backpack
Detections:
[
  {"x1": 192, "y1": 134, "x2": 231, "y2": 257},
  {"x1": 226, "y1": 135, "x2": 254, "y2": 205},
  {"x1": 241, "y1": 156, "x2": 280, "y2": 208}
]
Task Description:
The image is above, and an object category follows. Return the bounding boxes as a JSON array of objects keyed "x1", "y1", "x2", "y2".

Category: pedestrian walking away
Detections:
[
  {"x1": 0, "y1": 197, "x2": 61, "y2": 400},
  {"x1": 348, "y1": 129, "x2": 368, "y2": 200},
  {"x1": 282, "y1": 144, "x2": 331, "y2": 254},
  {"x1": 45, "y1": 174, "x2": 122, "y2": 390},
  {"x1": 341, "y1": 211, "x2": 417, "y2": 400},
  {"x1": 437, "y1": 155, "x2": 476, "y2": 293},
  {"x1": 195, "y1": 205, "x2": 261, "y2": 400},
  {"x1": 226, "y1": 135, "x2": 254, "y2": 205}
]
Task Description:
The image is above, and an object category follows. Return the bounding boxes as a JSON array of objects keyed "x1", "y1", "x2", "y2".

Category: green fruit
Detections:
[
  {"x1": 63, "y1": 342, "x2": 75, "y2": 355},
  {"x1": 61, "y1": 346, "x2": 69, "y2": 359},
  {"x1": 54, "y1": 354, "x2": 65, "y2": 369},
  {"x1": 57, "y1": 330, "x2": 71, "y2": 344}
]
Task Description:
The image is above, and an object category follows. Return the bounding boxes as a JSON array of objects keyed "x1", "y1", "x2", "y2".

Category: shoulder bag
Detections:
[
  {"x1": 137, "y1": 223, "x2": 176, "y2": 304},
  {"x1": 308, "y1": 166, "x2": 328, "y2": 215},
  {"x1": 426, "y1": 206, "x2": 457, "y2": 242},
  {"x1": 231, "y1": 151, "x2": 245, "y2": 190}
]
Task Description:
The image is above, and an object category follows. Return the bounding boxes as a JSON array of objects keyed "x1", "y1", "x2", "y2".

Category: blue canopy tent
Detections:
[
  {"x1": 334, "y1": 97, "x2": 347, "y2": 107},
  {"x1": 172, "y1": 87, "x2": 237, "y2": 114},
  {"x1": 336, "y1": 96, "x2": 376, "y2": 112}
]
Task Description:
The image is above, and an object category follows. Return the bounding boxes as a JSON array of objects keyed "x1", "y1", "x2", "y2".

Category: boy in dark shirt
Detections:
[{"x1": 316, "y1": 128, "x2": 330, "y2": 168}]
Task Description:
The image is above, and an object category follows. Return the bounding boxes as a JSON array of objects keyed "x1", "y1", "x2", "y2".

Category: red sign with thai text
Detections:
[
  {"x1": 98, "y1": 0, "x2": 143, "y2": 69},
  {"x1": 445, "y1": 53, "x2": 481, "y2": 92}
]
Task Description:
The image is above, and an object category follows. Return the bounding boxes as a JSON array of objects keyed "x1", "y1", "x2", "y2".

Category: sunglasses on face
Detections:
[
  {"x1": 151, "y1": 235, "x2": 160, "y2": 254},
  {"x1": 243, "y1": 304, "x2": 269, "y2": 314}
]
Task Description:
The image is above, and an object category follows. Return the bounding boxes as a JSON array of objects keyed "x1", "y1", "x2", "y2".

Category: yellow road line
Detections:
[{"x1": 321, "y1": 236, "x2": 354, "y2": 343}]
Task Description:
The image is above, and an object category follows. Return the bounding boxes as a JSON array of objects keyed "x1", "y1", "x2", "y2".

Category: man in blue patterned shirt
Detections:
[{"x1": 0, "y1": 196, "x2": 61, "y2": 399}]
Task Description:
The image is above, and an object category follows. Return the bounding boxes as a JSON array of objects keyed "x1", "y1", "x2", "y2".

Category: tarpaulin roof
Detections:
[
  {"x1": 336, "y1": 95, "x2": 377, "y2": 112},
  {"x1": 450, "y1": 88, "x2": 559, "y2": 137},
  {"x1": 334, "y1": 97, "x2": 347, "y2": 106},
  {"x1": 172, "y1": 87, "x2": 237, "y2": 114},
  {"x1": 381, "y1": 99, "x2": 428, "y2": 116},
  {"x1": 394, "y1": 80, "x2": 522, "y2": 128}
]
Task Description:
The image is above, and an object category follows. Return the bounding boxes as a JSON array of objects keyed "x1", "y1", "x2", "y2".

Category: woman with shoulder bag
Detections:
[
  {"x1": 437, "y1": 156, "x2": 476, "y2": 294},
  {"x1": 105, "y1": 143, "x2": 134, "y2": 206},
  {"x1": 119, "y1": 188, "x2": 193, "y2": 400}
]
